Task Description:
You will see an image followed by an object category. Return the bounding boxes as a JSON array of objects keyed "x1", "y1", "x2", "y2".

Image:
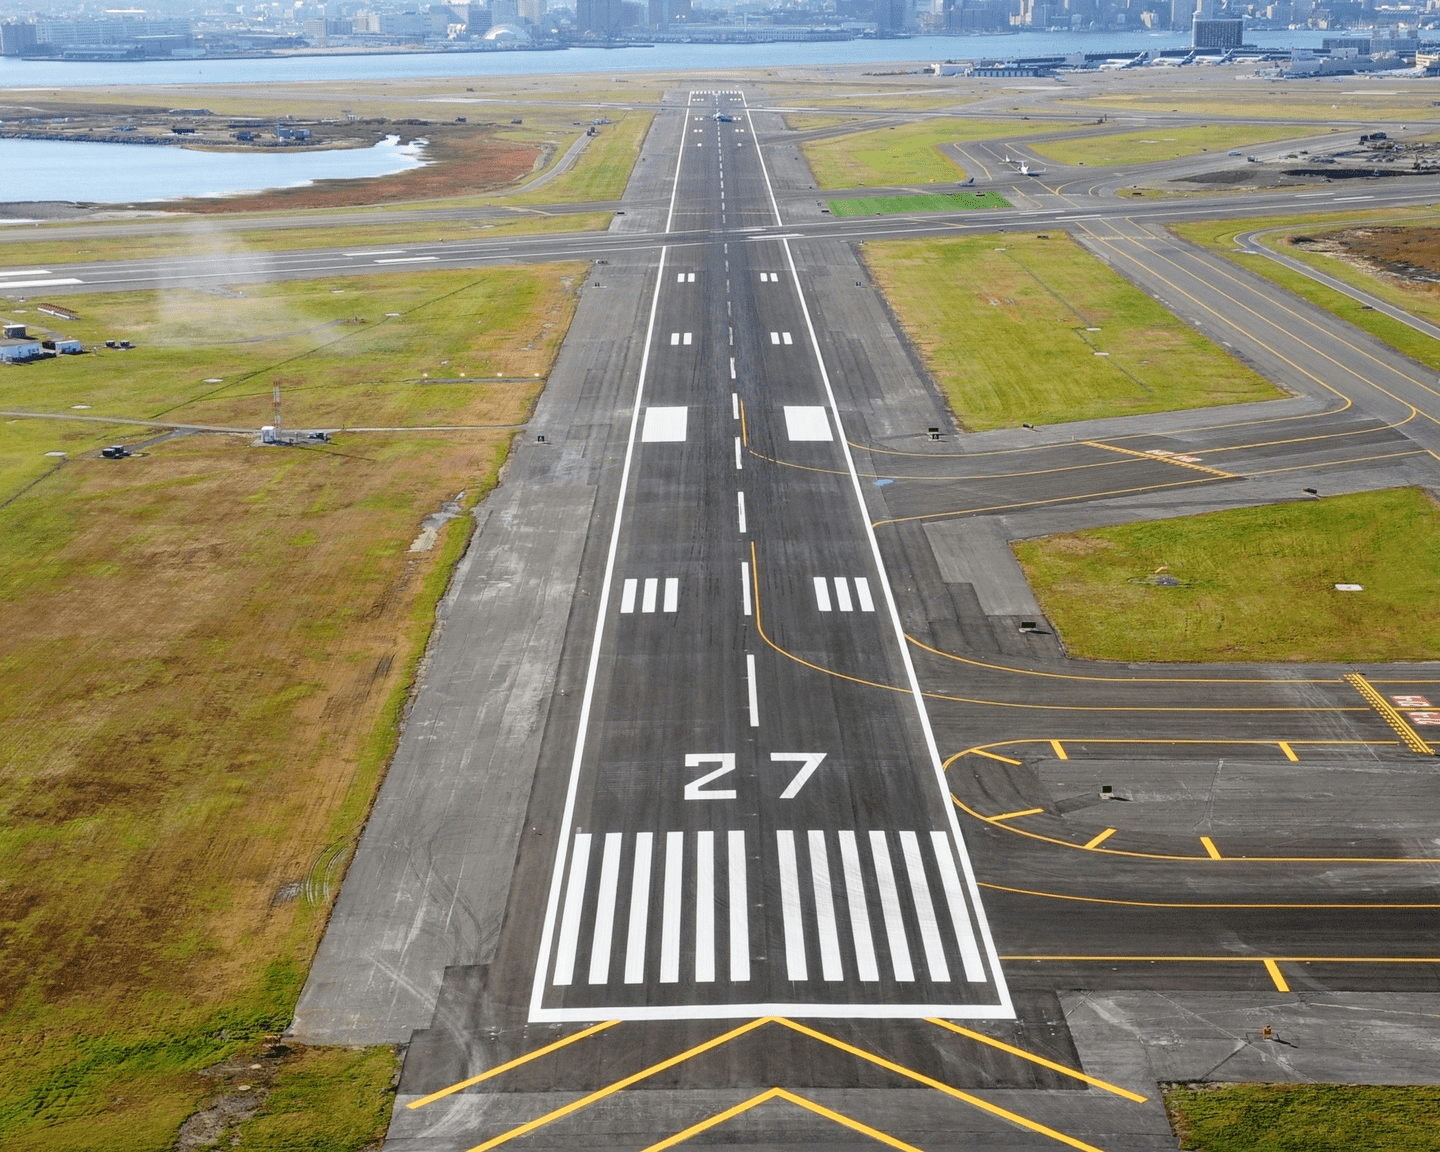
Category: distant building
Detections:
[
  {"x1": 1192, "y1": 16, "x2": 1242, "y2": 47},
  {"x1": 0, "y1": 324, "x2": 43, "y2": 362},
  {"x1": 1168, "y1": 0, "x2": 1193, "y2": 28},
  {"x1": 0, "y1": 22, "x2": 37, "y2": 56},
  {"x1": 576, "y1": 0, "x2": 626, "y2": 31},
  {"x1": 490, "y1": 0, "x2": 521, "y2": 25},
  {"x1": 646, "y1": 0, "x2": 691, "y2": 26},
  {"x1": 1323, "y1": 36, "x2": 1370, "y2": 52}
]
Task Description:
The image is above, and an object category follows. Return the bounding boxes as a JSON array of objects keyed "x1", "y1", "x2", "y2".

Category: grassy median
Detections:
[
  {"x1": 0, "y1": 266, "x2": 582, "y2": 1149},
  {"x1": 862, "y1": 232, "x2": 1280, "y2": 431},
  {"x1": 802, "y1": 118, "x2": 1060, "y2": 189},
  {"x1": 1029, "y1": 124, "x2": 1313, "y2": 168},
  {"x1": 1166, "y1": 1083, "x2": 1440, "y2": 1151},
  {"x1": 1013, "y1": 488, "x2": 1440, "y2": 664}
]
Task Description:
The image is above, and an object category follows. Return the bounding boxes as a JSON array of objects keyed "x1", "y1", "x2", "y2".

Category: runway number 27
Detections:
[{"x1": 679, "y1": 752, "x2": 827, "y2": 800}]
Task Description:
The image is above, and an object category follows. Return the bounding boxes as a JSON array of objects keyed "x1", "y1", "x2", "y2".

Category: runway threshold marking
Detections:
[
  {"x1": 926, "y1": 1018, "x2": 1147, "y2": 1102},
  {"x1": 462, "y1": 1015, "x2": 1108, "y2": 1152},
  {"x1": 408, "y1": 1019, "x2": 620, "y2": 1108},
  {"x1": 1345, "y1": 673, "x2": 1435, "y2": 755},
  {"x1": 641, "y1": 1088, "x2": 923, "y2": 1152}
]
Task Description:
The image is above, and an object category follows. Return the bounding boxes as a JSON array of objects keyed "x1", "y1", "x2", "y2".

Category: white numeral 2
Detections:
[{"x1": 682, "y1": 753, "x2": 737, "y2": 800}]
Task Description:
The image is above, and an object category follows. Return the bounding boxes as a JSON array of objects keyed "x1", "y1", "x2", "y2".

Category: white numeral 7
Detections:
[
  {"x1": 770, "y1": 752, "x2": 827, "y2": 799},
  {"x1": 682, "y1": 753, "x2": 737, "y2": 800}
]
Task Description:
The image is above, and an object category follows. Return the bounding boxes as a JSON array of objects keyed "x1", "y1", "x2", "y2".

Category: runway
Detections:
[{"x1": 17, "y1": 81, "x2": 1440, "y2": 1150}]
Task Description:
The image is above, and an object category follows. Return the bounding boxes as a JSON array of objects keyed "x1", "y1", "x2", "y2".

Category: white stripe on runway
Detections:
[
  {"x1": 737, "y1": 491, "x2": 746, "y2": 533},
  {"x1": 588, "y1": 833, "x2": 623, "y2": 985},
  {"x1": 854, "y1": 577, "x2": 875, "y2": 612},
  {"x1": 735, "y1": 435, "x2": 742, "y2": 470},
  {"x1": 838, "y1": 831, "x2": 879, "y2": 982},
  {"x1": 0, "y1": 277, "x2": 82, "y2": 289},
  {"x1": 663, "y1": 577, "x2": 679, "y2": 613},
  {"x1": 642, "y1": 577, "x2": 658, "y2": 613},
  {"x1": 620, "y1": 578, "x2": 638, "y2": 614},
  {"x1": 869, "y1": 831, "x2": 914, "y2": 981},
  {"x1": 660, "y1": 831, "x2": 684, "y2": 983},
  {"x1": 553, "y1": 833, "x2": 592, "y2": 986},
  {"x1": 834, "y1": 577, "x2": 853, "y2": 612},
  {"x1": 901, "y1": 830, "x2": 950, "y2": 982},
  {"x1": 728, "y1": 830, "x2": 749, "y2": 981},
  {"x1": 624, "y1": 832, "x2": 653, "y2": 984},
  {"x1": 741, "y1": 561, "x2": 752, "y2": 616},
  {"x1": 931, "y1": 831, "x2": 986, "y2": 982},
  {"x1": 374, "y1": 256, "x2": 438, "y2": 263},
  {"x1": 813, "y1": 576, "x2": 832, "y2": 612},
  {"x1": 695, "y1": 830, "x2": 715, "y2": 982},
  {"x1": 808, "y1": 831, "x2": 843, "y2": 981},
  {"x1": 746, "y1": 653, "x2": 759, "y2": 727},
  {"x1": 777, "y1": 830, "x2": 807, "y2": 981}
]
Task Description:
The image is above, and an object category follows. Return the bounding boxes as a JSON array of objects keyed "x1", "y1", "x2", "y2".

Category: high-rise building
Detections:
[
  {"x1": 646, "y1": 0, "x2": 691, "y2": 26},
  {"x1": 576, "y1": 0, "x2": 624, "y2": 31},
  {"x1": 0, "y1": 22, "x2": 37, "y2": 55},
  {"x1": 1192, "y1": 15, "x2": 1243, "y2": 45}
]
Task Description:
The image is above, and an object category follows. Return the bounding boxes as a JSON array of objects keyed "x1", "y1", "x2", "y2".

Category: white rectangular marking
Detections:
[
  {"x1": 854, "y1": 577, "x2": 875, "y2": 612},
  {"x1": 808, "y1": 831, "x2": 843, "y2": 981},
  {"x1": 730, "y1": 357, "x2": 736, "y2": 380},
  {"x1": 746, "y1": 653, "x2": 759, "y2": 727},
  {"x1": 735, "y1": 436, "x2": 742, "y2": 470},
  {"x1": 620, "y1": 578, "x2": 638, "y2": 614},
  {"x1": 374, "y1": 256, "x2": 438, "y2": 264},
  {"x1": 900, "y1": 830, "x2": 950, "y2": 982},
  {"x1": 696, "y1": 830, "x2": 715, "y2": 982},
  {"x1": 741, "y1": 561, "x2": 752, "y2": 617},
  {"x1": 676, "y1": 272, "x2": 685, "y2": 283},
  {"x1": 624, "y1": 833, "x2": 652, "y2": 984},
  {"x1": 0, "y1": 278, "x2": 82, "y2": 288},
  {"x1": 661, "y1": 831, "x2": 684, "y2": 984},
  {"x1": 642, "y1": 577, "x2": 658, "y2": 613},
  {"x1": 784, "y1": 406, "x2": 833, "y2": 442},
  {"x1": 782, "y1": 332, "x2": 793, "y2": 345},
  {"x1": 0, "y1": 269, "x2": 49, "y2": 276},
  {"x1": 834, "y1": 577, "x2": 853, "y2": 613},
  {"x1": 770, "y1": 331, "x2": 780, "y2": 344},
  {"x1": 588, "y1": 833, "x2": 623, "y2": 985},
  {"x1": 813, "y1": 577, "x2": 832, "y2": 612},
  {"x1": 930, "y1": 831, "x2": 985, "y2": 982},
  {"x1": 728, "y1": 830, "x2": 749, "y2": 981},
  {"x1": 869, "y1": 831, "x2": 914, "y2": 981},
  {"x1": 687, "y1": 272, "x2": 695, "y2": 282},
  {"x1": 732, "y1": 392, "x2": 740, "y2": 419},
  {"x1": 838, "y1": 832, "x2": 879, "y2": 982},
  {"x1": 641, "y1": 406, "x2": 688, "y2": 442},
  {"x1": 343, "y1": 250, "x2": 404, "y2": 256},
  {"x1": 737, "y1": 491, "x2": 746, "y2": 534},
  {"x1": 683, "y1": 332, "x2": 693, "y2": 345},
  {"x1": 777, "y1": 830, "x2": 807, "y2": 981},
  {"x1": 663, "y1": 577, "x2": 679, "y2": 613},
  {"x1": 553, "y1": 833, "x2": 592, "y2": 986},
  {"x1": 670, "y1": 332, "x2": 680, "y2": 346}
]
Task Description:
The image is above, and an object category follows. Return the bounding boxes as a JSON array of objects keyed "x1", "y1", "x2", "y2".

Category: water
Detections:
[
  {"x1": 0, "y1": 134, "x2": 425, "y2": 204},
  {"x1": 0, "y1": 30, "x2": 1333, "y2": 89}
]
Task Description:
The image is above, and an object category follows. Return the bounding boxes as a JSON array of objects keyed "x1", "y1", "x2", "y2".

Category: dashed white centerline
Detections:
[
  {"x1": 343, "y1": 250, "x2": 405, "y2": 256},
  {"x1": 741, "y1": 560, "x2": 752, "y2": 616},
  {"x1": 374, "y1": 256, "x2": 438, "y2": 264},
  {"x1": 737, "y1": 491, "x2": 746, "y2": 533},
  {"x1": 732, "y1": 392, "x2": 739, "y2": 419},
  {"x1": 734, "y1": 435, "x2": 742, "y2": 470},
  {"x1": 746, "y1": 653, "x2": 759, "y2": 727}
]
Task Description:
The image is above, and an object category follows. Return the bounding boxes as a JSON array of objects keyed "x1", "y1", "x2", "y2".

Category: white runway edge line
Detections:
[
  {"x1": 528, "y1": 90, "x2": 694, "y2": 1024},
  {"x1": 746, "y1": 88, "x2": 1013, "y2": 1019}
]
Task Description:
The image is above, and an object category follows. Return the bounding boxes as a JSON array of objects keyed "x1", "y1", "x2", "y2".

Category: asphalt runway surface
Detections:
[{"x1": 11, "y1": 77, "x2": 1440, "y2": 1151}]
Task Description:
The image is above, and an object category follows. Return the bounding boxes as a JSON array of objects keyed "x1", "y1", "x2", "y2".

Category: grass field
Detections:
[
  {"x1": 828, "y1": 191, "x2": 1012, "y2": 216},
  {"x1": 802, "y1": 118, "x2": 1060, "y2": 189},
  {"x1": 862, "y1": 232, "x2": 1280, "y2": 431},
  {"x1": 508, "y1": 109, "x2": 653, "y2": 204},
  {"x1": 1166, "y1": 1082, "x2": 1440, "y2": 1152},
  {"x1": 0, "y1": 211, "x2": 609, "y2": 269},
  {"x1": 1029, "y1": 124, "x2": 1316, "y2": 168},
  {"x1": 0, "y1": 265, "x2": 582, "y2": 1149},
  {"x1": 1172, "y1": 209, "x2": 1440, "y2": 374},
  {"x1": 1013, "y1": 488, "x2": 1440, "y2": 663}
]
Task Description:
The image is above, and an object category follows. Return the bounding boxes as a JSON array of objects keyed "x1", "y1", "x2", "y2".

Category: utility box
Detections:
[{"x1": 261, "y1": 425, "x2": 277, "y2": 444}]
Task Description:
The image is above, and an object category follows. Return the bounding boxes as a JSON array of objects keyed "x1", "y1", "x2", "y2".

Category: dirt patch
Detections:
[
  {"x1": 166, "y1": 129, "x2": 538, "y2": 213},
  {"x1": 1291, "y1": 225, "x2": 1440, "y2": 289}
]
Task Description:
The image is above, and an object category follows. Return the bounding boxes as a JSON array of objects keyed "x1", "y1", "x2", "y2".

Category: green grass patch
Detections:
[
  {"x1": 862, "y1": 232, "x2": 1280, "y2": 431},
  {"x1": 829, "y1": 191, "x2": 1012, "y2": 216},
  {"x1": 0, "y1": 267, "x2": 578, "y2": 1147},
  {"x1": 1172, "y1": 208, "x2": 1440, "y2": 374},
  {"x1": 508, "y1": 109, "x2": 653, "y2": 204},
  {"x1": 1014, "y1": 488, "x2": 1440, "y2": 663},
  {"x1": 802, "y1": 118, "x2": 1060, "y2": 190},
  {"x1": 1030, "y1": 124, "x2": 1313, "y2": 168},
  {"x1": 1166, "y1": 1082, "x2": 1440, "y2": 1151}
]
